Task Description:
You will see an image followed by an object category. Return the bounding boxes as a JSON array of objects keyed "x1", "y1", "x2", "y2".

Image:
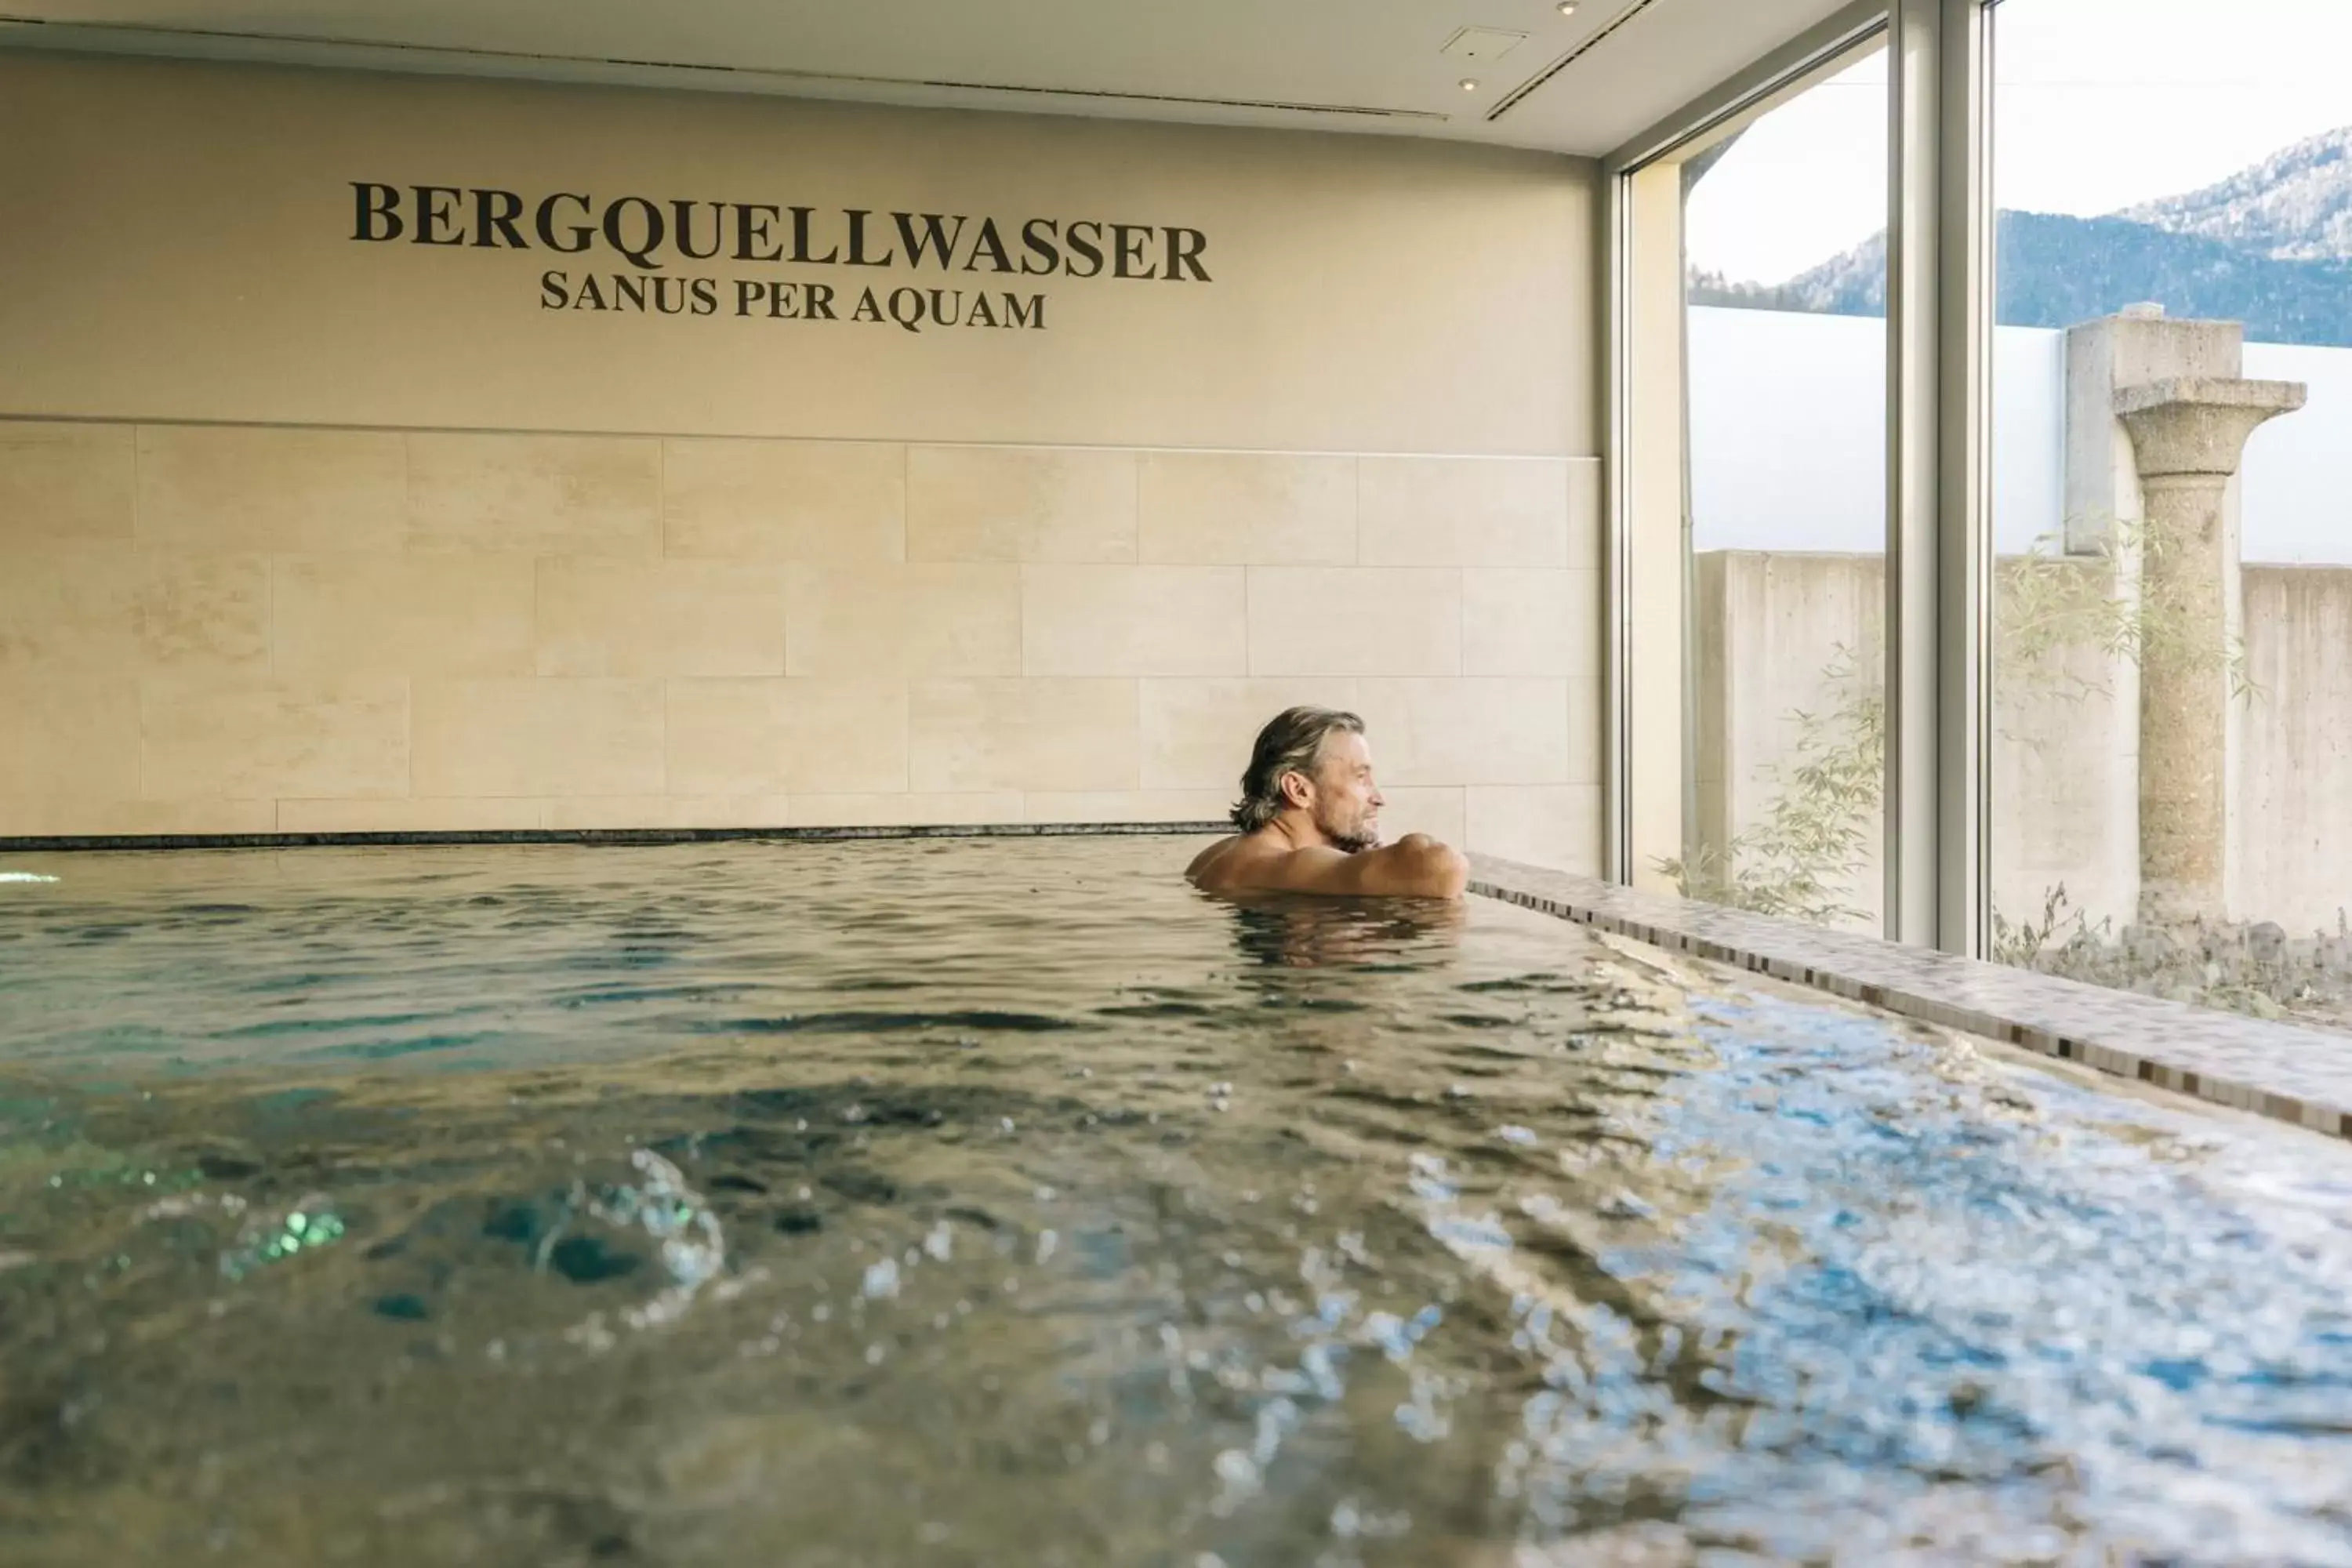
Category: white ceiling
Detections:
[{"x1": 0, "y1": 0, "x2": 1857, "y2": 158}]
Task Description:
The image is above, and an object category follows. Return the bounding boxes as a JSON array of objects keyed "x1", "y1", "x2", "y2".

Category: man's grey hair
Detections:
[{"x1": 1231, "y1": 706, "x2": 1364, "y2": 833}]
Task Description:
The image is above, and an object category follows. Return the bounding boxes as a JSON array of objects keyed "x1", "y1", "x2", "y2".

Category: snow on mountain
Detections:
[
  {"x1": 1694, "y1": 125, "x2": 2352, "y2": 346},
  {"x1": 2117, "y1": 125, "x2": 2352, "y2": 263}
]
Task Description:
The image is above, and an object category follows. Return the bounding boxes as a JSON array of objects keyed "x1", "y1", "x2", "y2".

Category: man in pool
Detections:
[{"x1": 1185, "y1": 706, "x2": 1469, "y2": 898}]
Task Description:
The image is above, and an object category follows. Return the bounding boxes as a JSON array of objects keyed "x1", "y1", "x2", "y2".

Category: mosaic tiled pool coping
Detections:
[
  {"x1": 1470, "y1": 852, "x2": 2352, "y2": 1145},
  {"x1": 5, "y1": 824, "x2": 2347, "y2": 1142}
]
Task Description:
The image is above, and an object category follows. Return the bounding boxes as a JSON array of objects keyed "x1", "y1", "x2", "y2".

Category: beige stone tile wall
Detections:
[{"x1": 0, "y1": 419, "x2": 1603, "y2": 871}]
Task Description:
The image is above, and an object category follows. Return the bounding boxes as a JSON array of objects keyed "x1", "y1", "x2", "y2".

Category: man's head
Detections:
[{"x1": 1231, "y1": 706, "x2": 1383, "y2": 851}]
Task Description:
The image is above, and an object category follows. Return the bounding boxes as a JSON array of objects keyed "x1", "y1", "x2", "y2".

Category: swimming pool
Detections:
[{"x1": 2, "y1": 836, "x2": 2349, "y2": 1566}]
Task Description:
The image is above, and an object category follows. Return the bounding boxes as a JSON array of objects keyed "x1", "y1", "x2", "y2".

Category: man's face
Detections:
[{"x1": 1291, "y1": 730, "x2": 1385, "y2": 852}]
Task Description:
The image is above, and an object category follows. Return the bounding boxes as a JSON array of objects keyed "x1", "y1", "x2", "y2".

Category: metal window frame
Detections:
[{"x1": 1601, "y1": 0, "x2": 1994, "y2": 957}]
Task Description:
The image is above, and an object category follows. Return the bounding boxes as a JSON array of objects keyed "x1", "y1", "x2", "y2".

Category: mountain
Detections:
[
  {"x1": 1693, "y1": 125, "x2": 2352, "y2": 347},
  {"x1": 2120, "y1": 125, "x2": 2352, "y2": 263}
]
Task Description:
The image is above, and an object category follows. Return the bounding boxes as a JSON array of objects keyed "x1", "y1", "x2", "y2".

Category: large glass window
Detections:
[
  {"x1": 1989, "y1": 0, "x2": 2352, "y2": 1033},
  {"x1": 1633, "y1": 48, "x2": 1890, "y2": 931}
]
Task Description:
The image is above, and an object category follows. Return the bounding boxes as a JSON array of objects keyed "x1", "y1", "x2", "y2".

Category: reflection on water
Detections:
[
  {"x1": 0, "y1": 837, "x2": 2350, "y2": 1566},
  {"x1": 1222, "y1": 892, "x2": 1465, "y2": 970}
]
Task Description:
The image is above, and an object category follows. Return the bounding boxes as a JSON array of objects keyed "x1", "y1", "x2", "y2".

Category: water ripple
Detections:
[{"x1": 0, "y1": 838, "x2": 2346, "y2": 1566}]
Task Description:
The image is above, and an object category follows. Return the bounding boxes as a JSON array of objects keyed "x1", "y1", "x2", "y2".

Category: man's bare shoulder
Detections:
[
  {"x1": 1185, "y1": 833, "x2": 1285, "y2": 891},
  {"x1": 1186, "y1": 832, "x2": 1466, "y2": 900}
]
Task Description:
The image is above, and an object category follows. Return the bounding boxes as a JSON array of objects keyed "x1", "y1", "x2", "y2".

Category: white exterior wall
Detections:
[
  {"x1": 1688, "y1": 307, "x2": 2352, "y2": 934},
  {"x1": 1690, "y1": 307, "x2": 2352, "y2": 563}
]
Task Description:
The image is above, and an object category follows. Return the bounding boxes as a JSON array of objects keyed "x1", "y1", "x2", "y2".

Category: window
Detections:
[
  {"x1": 1621, "y1": 43, "x2": 1892, "y2": 933},
  {"x1": 1989, "y1": 0, "x2": 2352, "y2": 1034}
]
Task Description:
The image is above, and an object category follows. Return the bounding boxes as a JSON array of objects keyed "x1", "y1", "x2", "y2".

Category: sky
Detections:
[{"x1": 1684, "y1": 0, "x2": 2352, "y2": 285}]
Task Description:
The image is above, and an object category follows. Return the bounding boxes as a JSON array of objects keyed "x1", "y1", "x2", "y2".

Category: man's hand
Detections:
[{"x1": 1356, "y1": 833, "x2": 1470, "y2": 898}]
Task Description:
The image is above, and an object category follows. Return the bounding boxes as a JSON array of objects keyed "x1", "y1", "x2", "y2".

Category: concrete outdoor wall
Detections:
[
  {"x1": 1690, "y1": 550, "x2": 1886, "y2": 927},
  {"x1": 1695, "y1": 550, "x2": 2352, "y2": 938},
  {"x1": 2240, "y1": 565, "x2": 2352, "y2": 931},
  {"x1": 0, "y1": 53, "x2": 1603, "y2": 868}
]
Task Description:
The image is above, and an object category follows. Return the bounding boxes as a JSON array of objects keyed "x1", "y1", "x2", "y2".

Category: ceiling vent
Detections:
[
  {"x1": 1488, "y1": 0, "x2": 1664, "y2": 120},
  {"x1": 0, "y1": 16, "x2": 1450, "y2": 122},
  {"x1": 1439, "y1": 27, "x2": 1527, "y2": 61}
]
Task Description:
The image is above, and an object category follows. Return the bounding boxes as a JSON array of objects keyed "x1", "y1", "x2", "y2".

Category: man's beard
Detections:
[{"x1": 1327, "y1": 818, "x2": 1380, "y2": 854}]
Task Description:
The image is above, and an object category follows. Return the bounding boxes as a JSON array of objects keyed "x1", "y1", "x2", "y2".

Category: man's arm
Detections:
[{"x1": 1247, "y1": 834, "x2": 1469, "y2": 898}]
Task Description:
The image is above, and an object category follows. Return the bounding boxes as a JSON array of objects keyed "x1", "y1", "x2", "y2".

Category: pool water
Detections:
[{"x1": 1, "y1": 837, "x2": 2349, "y2": 1566}]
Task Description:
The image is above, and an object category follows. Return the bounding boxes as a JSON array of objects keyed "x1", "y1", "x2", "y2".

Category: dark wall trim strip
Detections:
[{"x1": 0, "y1": 821, "x2": 1227, "y2": 854}]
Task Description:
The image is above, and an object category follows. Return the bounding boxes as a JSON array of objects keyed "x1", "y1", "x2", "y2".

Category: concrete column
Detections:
[
  {"x1": 2063, "y1": 307, "x2": 2242, "y2": 557},
  {"x1": 2058, "y1": 309, "x2": 2281, "y2": 927},
  {"x1": 2046, "y1": 309, "x2": 2243, "y2": 930},
  {"x1": 2114, "y1": 376, "x2": 2305, "y2": 924}
]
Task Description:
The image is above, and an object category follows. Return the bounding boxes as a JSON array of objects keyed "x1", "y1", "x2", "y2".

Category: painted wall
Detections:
[{"x1": 0, "y1": 53, "x2": 1603, "y2": 867}]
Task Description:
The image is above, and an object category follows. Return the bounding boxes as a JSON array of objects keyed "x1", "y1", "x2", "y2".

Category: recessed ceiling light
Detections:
[
  {"x1": 1459, "y1": 77, "x2": 1480, "y2": 91},
  {"x1": 1557, "y1": 0, "x2": 1579, "y2": 13}
]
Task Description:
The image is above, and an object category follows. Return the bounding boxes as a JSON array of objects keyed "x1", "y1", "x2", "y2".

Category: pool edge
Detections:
[
  {"x1": 0, "y1": 822, "x2": 1232, "y2": 852},
  {"x1": 1469, "y1": 854, "x2": 2352, "y2": 1145}
]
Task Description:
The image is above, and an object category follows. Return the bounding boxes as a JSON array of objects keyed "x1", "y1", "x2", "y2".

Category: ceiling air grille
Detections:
[
  {"x1": 1487, "y1": 0, "x2": 1668, "y2": 121},
  {"x1": 0, "y1": 15, "x2": 1446, "y2": 122}
]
